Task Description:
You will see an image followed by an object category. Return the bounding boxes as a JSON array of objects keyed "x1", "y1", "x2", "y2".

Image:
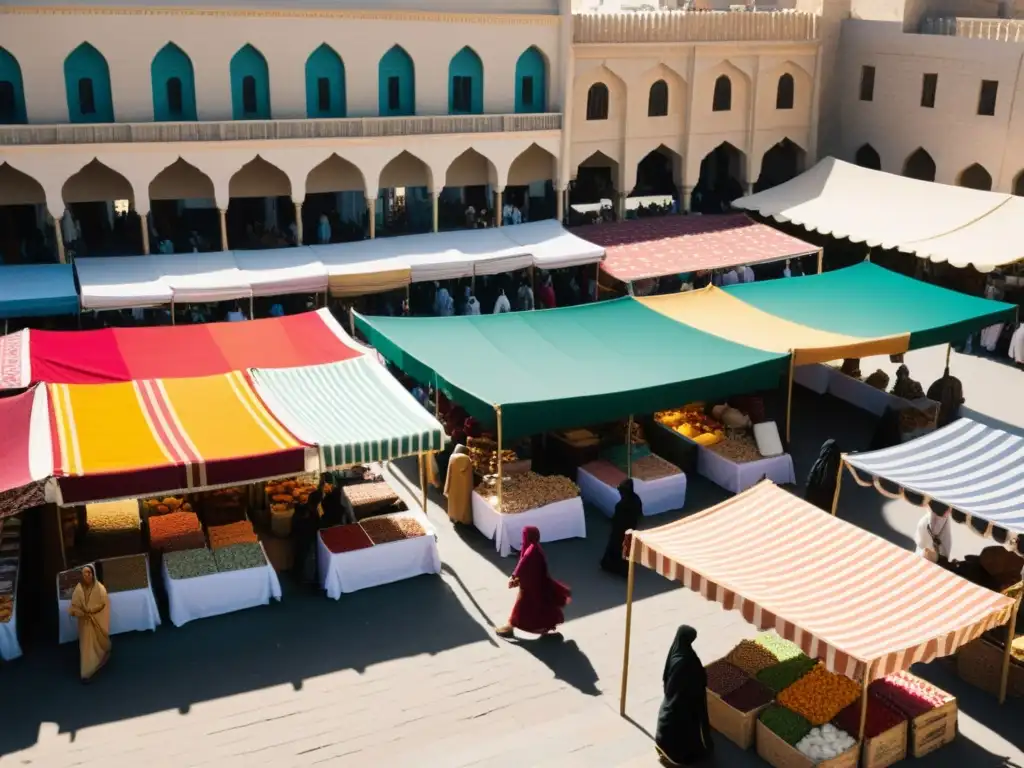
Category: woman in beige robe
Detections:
[
  {"x1": 444, "y1": 444, "x2": 474, "y2": 525},
  {"x1": 69, "y1": 565, "x2": 111, "y2": 681}
]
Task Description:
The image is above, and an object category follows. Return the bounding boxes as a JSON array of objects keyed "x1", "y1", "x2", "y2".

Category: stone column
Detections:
[
  {"x1": 616, "y1": 193, "x2": 626, "y2": 221},
  {"x1": 219, "y1": 209, "x2": 229, "y2": 251},
  {"x1": 140, "y1": 213, "x2": 151, "y2": 255},
  {"x1": 294, "y1": 202, "x2": 303, "y2": 245},
  {"x1": 682, "y1": 186, "x2": 693, "y2": 213},
  {"x1": 367, "y1": 197, "x2": 376, "y2": 239},
  {"x1": 556, "y1": 185, "x2": 565, "y2": 223},
  {"x1": 431, "y1": 192, "x2": 439, "y2": 233},
  {"x1": 495, "y1": 189, "x2": 503, "y2": 227},
  {"x1": 54, "y1": 218, "x2": 66, "y2": 264}
]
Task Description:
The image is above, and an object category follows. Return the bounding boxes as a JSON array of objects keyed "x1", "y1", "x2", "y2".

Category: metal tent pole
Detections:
[
  {"x1": 831, "y1": 457, "x2": 846, "y2": 516},
  {"x1": 785, "y1": 352, "x2": 796, "y2": 443},
  {"x1": 999, "y1": 593, "x2": 1021, "y2": 704},
  {"x1": 496, "y1": 404, "x2": 504, "y2": 513},
  {"x1": 626, "y1": 415, "x2": 633, "y2": 478},
  {"x1": 619, "y1": 535, "x2": 638, "y2": 716}
]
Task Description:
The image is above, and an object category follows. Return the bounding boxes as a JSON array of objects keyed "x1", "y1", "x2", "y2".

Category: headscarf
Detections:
[
  {"x1": 663, "y1": 625, "x2": 699, "y2": 684},
  {"x1": 513, "y1": 525, "x2": 545, "y2": 578},
  {"x1": 453, "y1": 444, "x2": 469, "y2": 457}
]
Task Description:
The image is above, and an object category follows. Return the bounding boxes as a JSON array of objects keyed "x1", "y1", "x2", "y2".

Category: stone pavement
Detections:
[{"x1": 1, "y1": 382, "x2": 1022, "y2": 767}]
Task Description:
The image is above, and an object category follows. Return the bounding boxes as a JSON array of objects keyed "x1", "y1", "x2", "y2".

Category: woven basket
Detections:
[{"x1": 956, "y1": 635, "x2": 1024, "y2": 698}]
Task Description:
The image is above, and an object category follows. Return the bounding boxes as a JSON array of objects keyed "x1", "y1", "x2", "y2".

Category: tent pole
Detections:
[
  {"x1": 831, "y1": 457, "x2": 845, "y2": 516},
  {"x1": 249, "y1": 294, "x2": 254, "y2": 320},
  {"x1": 496, "y1": 404, "x2": 504, "y2": 513},
  {"x1": 170, "y1": 301, "x2": 175, "y2": 326},
  {"x1": 595, "y1": 262, "x2": 600, "y2": 302},
  {"x1": 348, "y1": 306, "x2": 356, "y2": 338},
  {"x1": 945, "y1": 343, "x2": 952, "y2": 370},
  {"x1": 998, "y1": 592, "x2": 1021, "y2": 704},
  {"x1": 619, "y1": 535, "x2": 637, "y2": 716},
  {"x1": 56, "y1": 504, "x2": 67, "y2": 570},
  {"x1": 626, "y1": 415, "x2": 633, "y2": 478},
  {"x1": 857, "y1": 674, "x2": 870, "y2": 741},
  {"x1": 816, "y1": 248, "x2": 823, "y2": 274},
  {"x1": 785, "y1": 352, "x2": 796, "y2": 443},
  {"x1": 419, "y1": 452, "x2": 428, "y2": 513}
]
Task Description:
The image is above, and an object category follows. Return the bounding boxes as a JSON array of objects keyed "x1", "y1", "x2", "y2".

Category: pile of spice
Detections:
[
  {"x1": 869, "y1": 671, "x2": 952, "y2": 718},
  {"x1": 359, "y1": 516, "x2": 426, "y2": 545},
  {"x1": 84, "y1": 501, "x2": 143, "y2": 559},
  {"x1": 834, "y1": 694, "x2": 907, "y2": 739},
  {"x1": 477, "y1": 472, "x2": 580, "y2": 515},
  {"x1": 760, "y1": 704, "x2": 812, "y2": 746},
  {"x1": 726, "y1": 639, "x2": 779, "y2": 676},
  {"x1": 756, "y1": 632, "x2": 807, "y2": 663},
  {"x1": 149, "y1": 512, "x2": 205, "y2": 553},
  {"x1": 630, "y1": 454, "x2": 682, "y2": 482},
  {"x1": 705, "y1": 660, "x2": 750, "y2": 697},
  {"x1": 777, "y1": 664, "x2": 862, "y2": 725},
  {"x1": 164, "y1": 548, "x2": 217, "y2": 580},
  {"x1": 321, "y1": 524, "x2": 374, "y2": 554},
  {"x1": 99, "y1": 554, "x2": 149, "y2": 593},
  {"x1": 723, "y1": 678, "x2": 775, "y2": 713},
  {"x1": 213, "y1": 543, "x2": 267, "y2": 573},
  {"x1": 57, "y1": 566, "x2": 88, "y2": 600},
  {"x1": 208, "y1": 520, "x2": 258, "y2": 550},
  {"x1": 756, "y1": 654, "x2": 818, "y2": 693}
]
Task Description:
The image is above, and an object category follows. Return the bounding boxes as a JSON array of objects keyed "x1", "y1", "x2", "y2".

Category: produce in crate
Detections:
[
  {"x1": 467, "y1": 436, "x2": 519, "y2": 475},
  {"x1": 706, "y1": 432, "x2": 763, "y2": 463},
  {"x1": 83, "y1": 501, "x2": 143, "y2": 559},
  {"x1": 755, "y1": 632, "x2": 807, "y2": 663},
  {"x1": 655, "y1": 407, "x2": 725, "y2": 444},
  {"x1": 359, "y1": 516, "x2": 426, "y2": 545},
  {"x1": 777, "y1": 664, "x2": 862, "y2": 725},
  {"x1": 207, "y1": 520, "x2": 258, "y2": 550},
  {"x1": 759, "y1": 704, "x2": 812, "y2": 746},
  {"x1": 142, "y1": 497, "x2": 190, "y2": 515},
  {"x1": 213, "y1": 542, "x2": 267, "y2": 573},
  {"x1": 99, "y1": 554, "x2": 149, "y2": 593},
  {"x1": 320, "y1": 524, "x2": 374, "y2": 554},
  {"x1": 756, "y1": 654, "x2": 818, "y2": 693},
  {"x1": 725, "y1": 639, "x2": 780, "y2": 676},
  {"x1": 630, "y1": 454, "x2": 682, "y2": 482},
  {"x1": 869, "y1": 671, "x2": 950, "y2": 718},
  {"x1": 705, "y1": 660, "x2": 750, "y2": 697},
  {"x1": 834, "y1": 694, "x2": 907, "y2": 740},
  {"x1": 0, "y1": 595, "x2": 11, "y2": 623},
  {"x1": 795, "y1": 724, "x2": 857, "y2": 763},
  {"x1": 149, "y1": 512, "x2": 205, "y2": 553},
  {"x1": 722, "y1": 678, "x2": 774, "y2": 713},
  {"x1": 164, "y1": 548, "x2": 217, "y2": 580},
  {"x1": 476, "y1": 472, "x2": 579, "y2": 514}
]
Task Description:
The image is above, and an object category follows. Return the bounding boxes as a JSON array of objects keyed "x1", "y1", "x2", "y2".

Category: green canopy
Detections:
[
  {"x1": 354, "y1": 298, "x2": 789, "y2": 440},
  {"x1": 723, "y1": 262, "x2": 1017, "y2": 351}
]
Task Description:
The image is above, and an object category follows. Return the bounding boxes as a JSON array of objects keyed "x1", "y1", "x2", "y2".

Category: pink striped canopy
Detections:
[{"x1": 629, "y1": 481, "x2": 1015, "y2": 681}]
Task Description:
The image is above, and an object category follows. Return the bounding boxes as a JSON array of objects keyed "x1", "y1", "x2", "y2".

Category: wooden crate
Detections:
[
  {"x1": 706, "y1": 690, "x2": 768, "y2": 750},
  {"x1": 910, "y1": 697, "x2": 957, "y2": 758},
  {"x1": 957, "y1": 635, "x2": 1024, "y2": 698},
  {"x1": 755, "y1": 719, "x2": 859, "y2": 768},
  {"x1": 861, "y1": 720, "x2": 907, "y2": 768}
]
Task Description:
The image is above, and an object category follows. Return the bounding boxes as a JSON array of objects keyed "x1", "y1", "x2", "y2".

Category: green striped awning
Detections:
[{"x1": 249, "y1": 358, "x2": 447, "y2": 469}]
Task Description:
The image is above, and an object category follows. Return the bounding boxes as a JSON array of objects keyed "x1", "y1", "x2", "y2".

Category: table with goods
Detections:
[
  {"x1": 317, "y1": 509, "x2": 440, "y2": 597},
  {"x1": 654, "y1": 402, "x2": 796, "y2": 494},
  {"x1": 337, "y1": 472, "x2": 407, "y2": 523},
  {"x1": 702, "y1": 631, "x2": 958, "y2": 768},
  {"x1": 0, "y1": 516, "x2": 23, "y2": 661},
  {"x1": 57, "y1": 554, "x2": 160, "y2": 643}
]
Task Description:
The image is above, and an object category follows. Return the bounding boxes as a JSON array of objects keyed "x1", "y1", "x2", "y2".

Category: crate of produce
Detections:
[
  {"x1": 706, "y1": 674, "x2": 774, "y2": 749},
  {"x1": 756, "y1": 715, "x2": 858, "y2": 768},
  {"x1": 98, "y1": 554, "x2": 150, "y2": 593},
  {"x1": 148, "y1": 512, "x2": 205, "y2": 553},
  {"x1": 870, "y1": 670, "x2": 957, "y2": 758},
  {"x1": 207, "y1": 520, "x2": 257, "y2": 550},
  {"x1": 777, "y1": 664, "x2": 862, "y2": 726},
  {"x1": 834, "y1": 695, "x2": 908, "y2": 768},
  {"x1": 359, "y1": 515, "x2": 427, "y2": 545},
  {"x1": 956, "y1": 634, "x2": 1024, "y2": 698},
  {"x1": 341, "y1": 481, "x2": 405, "y2": 520}
]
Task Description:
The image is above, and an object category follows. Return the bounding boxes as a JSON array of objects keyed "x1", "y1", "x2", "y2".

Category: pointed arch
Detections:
[
  {"x1": 957, "y1": 163, "x2": 992, "y2": 191},
  {"x1": 902, "y1": 148, "x2": 936, "y2": 182},
  {"x1": 230, "y1": 44, "x2": 270, "y2": 120},
  {"x1": 508, "y1": 143, "x2": 557, "y2": 187},
  {"x1": 586, "y1": 83, "x2": 609, "y2": 120},
  {"x1": 712, "y1": 74, "x2": 732, "y2": 112},
  {"x1": 0, "y1": 163, "x2": 46, "y2": 206},
  {"x1": 149, "y1": 158, "x2": 214, "y2": 201},
  {"x1": 648, "y1": 80, "x2": 669, "y2": 117},
  {"x1": 379, "y1": 150, "x2": 431, "y2": 190},
  {"x1": 449, "y1": 46, "x2": 483, "y2": 115},
  {"x1": 755, "y1": 138, "x2": 805, "y2": 193},
  {"x1": 1014, "y1": 170, "x2": 1024, "y2": 197},
  {"x1": 379, "y1": 45, "x2": 415, "y2": 117},
  {"x1": 693, "y1": 142, "x2": 745, "y2": 213},
  {"x1": 62, "y1": 159, "x2": 133, "y2": 204},
  {"x1": 515, "y1": 46, "x2": 547, "y2": 114},
  {"x1": 0, "y1": 47, "x2": 27, "y2": 125},
  {"x1": 633, "y1": 144, "x2": 680, "y2": 197},
  {"x1": 229, "y1": 156, "x2": 290, "y2": 198},
  {"x1": 444, "y1": 148, "x2": 496, "y2": 188},
  {"x1": 151, "y1": 43, "x2": 197, "y2": 122},
  {"x1": 64, "y1": 43, "x2": 113, "y2": 123},
  {"x1": 854, "y1": 143, "x2": 881, "y2": 170},
  {"x1": 306, "y1": 154, "x2": 365, "y2": 195},
  {"x1": 306, "y1": 44, "x2": 346, "y2": 119},
  {"x1": 775, "y1": 73, "x2": 795, "y2": 110}
]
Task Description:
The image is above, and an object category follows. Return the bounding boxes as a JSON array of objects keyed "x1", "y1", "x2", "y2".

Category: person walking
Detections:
[
  {"x1": 444, "y1": 444, "x2": 474, "y2": 525},
  {"x1": 69, "y1": 565, "x2": 111, "y2": 682},
  {"x1": 655, "y1": 625, "x2": 714, "y2": 766},
  {"x1": 601, "y1": 479, "x2": 642, "y2": 576},
  {"x1": 496, "y1": 526, "x2": 571, "y2": 638}
]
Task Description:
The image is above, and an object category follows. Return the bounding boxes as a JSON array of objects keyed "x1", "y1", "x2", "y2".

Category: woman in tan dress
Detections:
[
  {"x1": 444, "y1": 444, "x2": 474, "y2": 525},
  {"x1": 69, "y1": 565, "x2": 111, "y2": 681}
]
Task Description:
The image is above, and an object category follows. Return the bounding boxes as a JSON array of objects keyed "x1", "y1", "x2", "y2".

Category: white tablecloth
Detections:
[
  {"x1": 58, "y1": 585, "x2": 161, "y2": 644},
  {"x1": 0, "y1": 596, "x2": 19, "y2": 661},
  {"x1": 161, "y1": 545, "x2": 281, "y2": 627},
  {"x1": 471, "y1": 492, "x2": 587, "y2": 557},
  {"x1": 576, "y1": 466, "x2": 687, "y2": 517},
  {"x1": 794, "y1": 362, "x2": 832, "y2": 394},
  {"x1": 317, "y1": 510, "x2": 441, "y2": 598},
  {"x1": 696, "y1": 445, "x2": 796, "y2": 494}
]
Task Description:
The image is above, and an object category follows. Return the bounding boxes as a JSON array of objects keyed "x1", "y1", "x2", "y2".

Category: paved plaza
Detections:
[{"x1": 1, "y1": 350, "x2": 1022, "y2": 768}]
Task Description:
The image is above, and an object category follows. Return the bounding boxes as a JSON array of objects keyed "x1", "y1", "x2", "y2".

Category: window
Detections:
[
  {"x1": 387, "y1": 76, "x2": 401, "y2": 111},
  {"x1": 317, "y1": 77, "x2": 330, "y2": 112},
  {"x1": 978, "y1": 79, "x2": 998, "y2": 116},
  {"x1": 586, "y1": 83, "x2": 609, "y2": 120},
  {"x1": 452, "y1": 75, "x2": 472, "y2": 112},
  {"x1": 648, "y1": 80, "x2": 668, "y2": 117},
  {"x1": 776, "y1": 73, "x2": 794, "y2": 110},
  {"x1": 521, "y1": 76, "x2": 535, "y2": 108},
  {"x1": 0, "y1": 81, "x2": 14, "y2": 123},
  {"x1": 859, "y1": 65, "x2": 875, "y2": 102},
  {"x1": 712, "y1": 75, "x2": 731, "y2": 112},
  {"x1": 78, "y1": 78, "x2": 96, "y2": 115},
  {"x1": 920, "y1": 73, "x2": 937, "y2": 108},
  {"x1": 166, "y1": 77, "x2": 183, "y2": 117},
  {"x1": 242, "y1": 75, "x2": 258, "y2": 115}
]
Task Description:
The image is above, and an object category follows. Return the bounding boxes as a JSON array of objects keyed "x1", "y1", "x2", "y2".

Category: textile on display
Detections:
[
  {"x1": 0, "y1": 385, "x2": 52, "y2": 509},
  {"x1": 471, "y1": 491, "x2": 587, "y2": 557},
  {"x1": 0, "y1": 264, "x2": 79, "y2": 319},
  {"x1": 576, "y1": 461, "x2": 687, "y2": 517}
]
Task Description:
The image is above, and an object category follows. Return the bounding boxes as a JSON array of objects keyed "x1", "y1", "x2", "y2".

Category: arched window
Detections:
[
  {"x1": 712, "y1": 75, "x2": 731, "y2": 112},
  {"x1": 166, "y1": 77, "x2": 183, "y2": 117},
  {"x1": 586, "y1": 83, "x2": 609, "y2": 120},
  {"x1": 776, "y1": 73, "x2": 794, "y2": 110},
  {"x1": 78, "y1": 78, "x2": 96, "y2": 114},
  {"x1": 242, "y1": 75, "x2": 257, "y2": 115},
  {"x1": 0, "y1": 81, "x2": 14, "y2": 123},
  {"x1": 648, "y1": 80, "x2": 668, "y2": 117}
]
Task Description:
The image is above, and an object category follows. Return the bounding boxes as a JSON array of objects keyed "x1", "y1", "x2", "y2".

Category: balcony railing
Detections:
[
  {"x1": 0, "y1": 113, "x2": 563, "y2": 147},
  {"x1": 573, "y1": 10, "x2": 819, "y2": 44},
  {"x1": 921, "y1": 16, "x2": 1024, "y2": 41}
]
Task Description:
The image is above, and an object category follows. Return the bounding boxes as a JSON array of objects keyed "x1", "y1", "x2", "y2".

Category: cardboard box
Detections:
[
  {"x1": 755, "y1": 719, "x2": 859, "y2": 768},
  {"x1": 706, "y1": 690, "x2": 768, "y2": 750}
]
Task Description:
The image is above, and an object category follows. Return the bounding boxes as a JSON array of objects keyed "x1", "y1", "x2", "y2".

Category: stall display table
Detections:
[
  {"x1": 793, "y1": 362, "x2": 832, "y2": 394},
  {"x1": 0, "y1": 562, "x2": 20, "y2": 661},
  {"x1": 58, "y1": 580, "x2": 161, "y2": 644},
  {"x1": 694, "y1": 442, "x2": 796, "y2": 494},
  {"x1": 471, "y1": 492, "x2": 587, "y2": 557},
  {"x1": 317, "y1": 510, "x2": 441, "y2": 597},
  {"x1": 161, "y1": 544, "x2": 281, "y2": 627},
  {"x1": 577, "y1": 461, "x2": 686, "y2": 517}
]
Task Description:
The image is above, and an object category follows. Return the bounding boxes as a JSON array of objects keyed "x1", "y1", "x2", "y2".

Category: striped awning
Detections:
[
  {"x1": 629, "y1": 481, "x2": 1015, "y2": 681},
  {"x1": 844, "y1": 418, "x2": 1024, "y2": 555},
  {"x1": 249, "y1": 357, "x2": 446, "y2": 469}
]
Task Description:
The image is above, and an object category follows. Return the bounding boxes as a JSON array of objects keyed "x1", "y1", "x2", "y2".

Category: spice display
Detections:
[
  {"x1": 706, "y1": 432, "x2": 763, "y2": 463},
  {"x1": 99, "y1": 554, "x2": 149, "y2": 593},
  {"x1": 84, "y1": 501, "x2": 143, "y2": 559},
  {"x1": 760, "y1": 704, "x2": 812, "y2": 746},
  {"x1": 656, "y1": 406, "x2": 725, "y2": 445},
  {"x1": 342, "y1": 481, "x2": 405, "y2": 519},
  {"x1": 722, "y1": 678, "x2": 775, "y2": 713},
  {"x1": 213, "y1": 542, "x2": 267, "y2": 573},
  {"x1": 777, "y1": 664, "x2": 862, "y2": 725},
  {"x1": 869, "y1": 671, "x2": 951, "y2": 718},
  {"x1": 467, "y1": 436, "x2": 520, "y2": 475},
  {"x1": 725, "y1": 639, "x2": 780, "y2": 676},
  {"x1": 756, "y1": 655, "x2": 818, "y2": 693},
  {"x1": 705, "y1": 660, "x2": 750, "y2": 697},
  {"x1": 359, "y1": 516, "x2": 427, "y2": 545},
  {"x1": 0, "y1": 595, "x2": 11, "y2": 623},
  {"x1": 476, "y1": 472, "x2": 580, "y2": 515},
  {"x1": 265, "y1": 478, "x2": 319, "y2": 507},
  {"x1": 796, "y1": 724, "x2": 857, "y2": 763},
  {"x1": 164, "y1": 548, "x2": 217, "y2": 580},
  {"x1": 755, "y1": 632, "x2": 806, "y2": 663},
  {"x1": 149, "y1": 512, "x2": 205, "y2": 553},
  {"x1": 630, "y1": 454, "x2": 682, "y2": 482},
  {"x1": 57, "y1": 566, "x2": 87, "y2": 600},
  {"x1": 834, "y1": 694, "x2": 907, "y2": 739},
  {"x1": 208, "y1": 520, "x2": 258, "y2": 550},
  {"x1": 321, "y1": 524, "x2": 374, "y2": 554}
]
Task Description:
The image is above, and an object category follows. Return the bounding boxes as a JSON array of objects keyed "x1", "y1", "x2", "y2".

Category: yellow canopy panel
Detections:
[
  {"x1": 328, "y1": 268, "x2": 412, "y2": 297},
  {"x1": 637, "y1": 287, "x2": 910, "y2": 365}
]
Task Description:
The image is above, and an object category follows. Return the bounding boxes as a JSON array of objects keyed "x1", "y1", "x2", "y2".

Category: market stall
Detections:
[
  {"x1": 232, "y1": 248, "x2": 328, "y2": 297},
  {"x1": 0, "y1": 515, "x2": 22, "y2": 660},
  {"x1": 471, "y1": 475, "x2": 586, "y2": 558},
  {"x1": 0, "y1": 264, "x2": 80, "y2": 324},
  {"x1": 0, "y1": 384, "x2": 51, "y2": 519},
  {"x1": 56, "y1": 555, "x2": 160, "y2": 643},
  {"x1": 576, "y1": 455, "x2": 685, "y2": 517},
  {"x1": 73, "y1": 255, "x2": 173, "y2": 311}
]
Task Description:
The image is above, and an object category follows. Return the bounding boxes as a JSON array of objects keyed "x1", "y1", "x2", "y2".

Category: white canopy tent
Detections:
[
  {"x1": 74, "y1": 256, "x2": 174, "y2": 310},
  {"x1": 502, "y1": 220, "x2": 608, "y2": 270},
  {"x1": 233, "y1": 248, "x2": 329, "y2": 297},
  {"x1": 151, "y1": 252, "x2": 252, "y2": 304},
  {"x1": 734, "y1": 157, "x2": 1024, "y2": 272}
]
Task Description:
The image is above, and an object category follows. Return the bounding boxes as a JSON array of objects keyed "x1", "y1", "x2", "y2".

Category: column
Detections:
[
  {"x1": 556, "y1": 185, "x2": 564, "y2": 223},
  {"x1": 431, "y1": 192, "x2": 439, "y2": 233},
  {"x1": 140, "y1": 213, "x2": 151, "y2": 255},
  {"x1": 218, "y1": 209, "x2": 229, "y2": 251},
  {"x1": 54, "y1": 218, "x2": 66, "y2": 264},
  {"x1": 495, "y1": 189, "x2": 503, "y2": 227},
  {"x1": 367, "y1": 197, "x2": 376, "y2": 239},
  {"x1": 682, "y1": 186, "x2": 693, "y2": 213},
  {"x1": 616, "y1": 193, "x2": 626, "y2": 221},
  {"x1": 745, "y1": 182, "x2": 755, "y2": 197},
  {"x1": 294, "y1": 202, "x2": 303, "y2": 245}
]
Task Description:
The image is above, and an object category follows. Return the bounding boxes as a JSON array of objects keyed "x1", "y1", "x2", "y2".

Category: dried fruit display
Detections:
[
  {"x1": 164, "y1": 548, "x2": 217, "y2": 580},
  {"x1": 342, "y1": 481, "x2": 405, "y2": 519},
  {"x1": 476, "y1": 472, "x2": 580, "y2": 515},
  {"x1": 722, "y1": 678, "x2": 775, "y2": 713},
  {"x1": 0, "y1": 595, "x2": 12, "y2": 623},
  {"x1": 725, "y1": 639, "x2": 780, "y2": 676},
  {"x1": 760, "y1": 704, "x2": 812, "y2": 746},
  {"x1": 265, "y1": 478, "x2": 319, "y2": 508},
  {"x1": 869, "y1": 671, "x2": 951, "y2": 718},
  {"x1": 321, "y1": 524, "x2": 374, "y2": 554},
  {"x1": 756, "y1": 655, "x2": 818, "y2": 693},
  {"x1": 796, "y1": 724, "x2": 857, "y2": 763},
  {"x1": 57, "y1": 566, "x2": 87, "y2": 600},
  {"x1": 656, "y1": 406, "x2": 725, "y2": 445},
  {"x1": 834, "y1": 694, "x2": 907, "y2": 739},
  {"x1": 84, "y1": 501, "x2": 143, "y2": 559},
  {"x1": 142, "y1": 497, "x2": 189, "y2": 516},
  {"x1": 705, "y1": 660, "x2": 750, "y2": 697},
  {"x1": 208, "y1": 521, "x2": 258, "y2": 550},
  {"x1": 777, "y1": 664, "x2": 862, "y2": 725},
  {"x1": 359, "y1": 516, "x2": 426, "y2": 545},
  {"x1": 467, "y1": 437, "x2": 520, "y2": 475},
  {"x1": 149, "y1": 512, "x2": 205, "y2": 553},
  {"x1": 706, "y1": 433, "x2": 763, "y2": 463},
  {"x1": 99, "y1": 554, "x2": 149, "y2": 593},
  {"x1": 630, "y1": 454, "x2": 682, "y2": 482},
  {"x1": 213, "y1": 543, "x2": 267, "y2": 573},
  {"x1": 755, "y1": 632, "x2": 806, "y2": 664}
]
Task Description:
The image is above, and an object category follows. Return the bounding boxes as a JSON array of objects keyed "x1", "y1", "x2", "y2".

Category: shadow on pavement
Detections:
[{"x1": 509, "y1": 634, "x2": 601, "y2": 696}]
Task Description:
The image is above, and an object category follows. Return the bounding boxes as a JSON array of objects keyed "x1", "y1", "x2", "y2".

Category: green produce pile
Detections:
[
  {"x1": 760, "y1": 704, "x2": 812, "y2": 746},
  {"x1": 165, "y1": 548, "x2": 217, "y2": 580},
  {"x1": 756, "y1": 632, "x2": 807, "y2": 664},
  {"x1": 756, "y1": 654, "x2": 818, "y2": 693},
  {"x1": 213, "y1": 542, "x2": 266, "y2": 573}
]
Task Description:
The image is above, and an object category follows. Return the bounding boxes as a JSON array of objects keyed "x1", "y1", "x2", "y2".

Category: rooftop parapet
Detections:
[{"x1": 573, "y1": 10, "x2": 819, "y2": 44}]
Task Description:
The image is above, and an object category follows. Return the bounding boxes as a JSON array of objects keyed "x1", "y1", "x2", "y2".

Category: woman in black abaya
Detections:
[
  {"x1": 601, "y1": 479, "x2": 643, "y2": 576},
  {"x1": 656, "y1": 625, "x2": 713, "y2": 766},
  {"x1": 804, "y1": 438, "x2": 840, "y2": 511}
]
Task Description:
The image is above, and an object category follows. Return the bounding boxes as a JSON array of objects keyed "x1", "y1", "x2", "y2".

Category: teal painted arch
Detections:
[
  {"x1": 231, "y1": 44, "x2": 271, "y2": 120},
  {"x1": 64, "y1": 42, "x2": 114, "y2": 124},
  {"x1": 151, "y1": 43, "x2": 197, "y2": 122},
  {"x1": 378, "y1": 45, "x2": 414, "y2": 117},
  {"x1": 448, "y1": 46, "x2": 483, "y2": 115},
  {"x1": 306, "y1": 44, "x2": 346, "y2": 118},
  {"x1": 0, "y1": 47, "x2": 27, "y2": 124},
  {"x1": 515, "y1": 47, "x2": 547, "y2": 114}
]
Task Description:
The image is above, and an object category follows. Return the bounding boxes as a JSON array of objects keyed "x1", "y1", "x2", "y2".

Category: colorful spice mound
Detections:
[
  {"x1": 477, "y1": 472, "x2": 580, "y2": 515},
  {"x1": 149, "y1": 512, "x2": 205, "y2": 553},
  {"x1": 834, "y1": 694, "x2": 907, "y2": 739},
  {"x1": 726, "y1": 639, "x2": 780, "y2": 676},
  {"x1": 164, "y1": 548, "x2": 217, "y2": 580},
  {"x1": 777, "y1": 664, "x2": 862, "y2": 725},
  {"x1": 213, "y1": 543, "x2": 267, "y2": 573},
  {"x1": 756, "y1": 632, "x2": 807, "y2": 663},
  {"x1": 208, "y1": 520, "x2": 258, "y2": 550},
  {"x1": 321, "y1": 524, "x2": 374, "y2": 554},
  {"x1": 723, "y1": 679, "x2": 775, "y2": 713},
  {"x1": 756, "y1": 655, "x2": 818, "y2": 693},
  {"x1": 84, "y1": 501, "x2": 143, "y2": 559},
  {"x1": 99, "y1": 554, "x2": 149, "y2": 593},
  {"x1": 57, "y1": 566, "x2": 87, "y2": 601},
  {"x1": 706, "y1": 660, "x2": 750, "y2": 697},
  {"x1": 760, "y1": 704, "x2": 812, "y2": 746},
  {"x1": 870, "y1": 671, "x2": 950, "y2": 719},
  {"x1": 796, "y1": 724, "x2": 857, "y2": 763},
  {"x1": 359, "y1": 516, "x2": 427, "y2": 545}
]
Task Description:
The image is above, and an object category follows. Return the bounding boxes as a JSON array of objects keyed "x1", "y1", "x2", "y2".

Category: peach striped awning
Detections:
[
  {"x1": 629, "y1": 481, "x2": 1015, "y2": 681},
  {"x1": 49, "y1": 371, "x2": 310, "y2": 504}
]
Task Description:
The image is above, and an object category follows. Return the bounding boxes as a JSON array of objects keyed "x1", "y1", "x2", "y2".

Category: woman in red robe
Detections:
[{"x1": 496, "y1": 526, "x2": 571, "y2": 638}]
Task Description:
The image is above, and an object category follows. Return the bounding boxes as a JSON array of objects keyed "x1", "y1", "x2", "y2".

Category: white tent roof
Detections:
[
  {"x1": 75, "y1": 256, "x2": 174, "y2": 310},
  {"x1": 233, "y1": 247, "x2": 328, "y2": 297},
  {"x1": 153, "y1": 252, "x2": 252, "y2": 304},
  {"x1": 734, "y1": 157, "x2": 1024, "y2": 272},
  {"x1": 503, "y1": 220, "x2": 607, "y2": 269}
]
